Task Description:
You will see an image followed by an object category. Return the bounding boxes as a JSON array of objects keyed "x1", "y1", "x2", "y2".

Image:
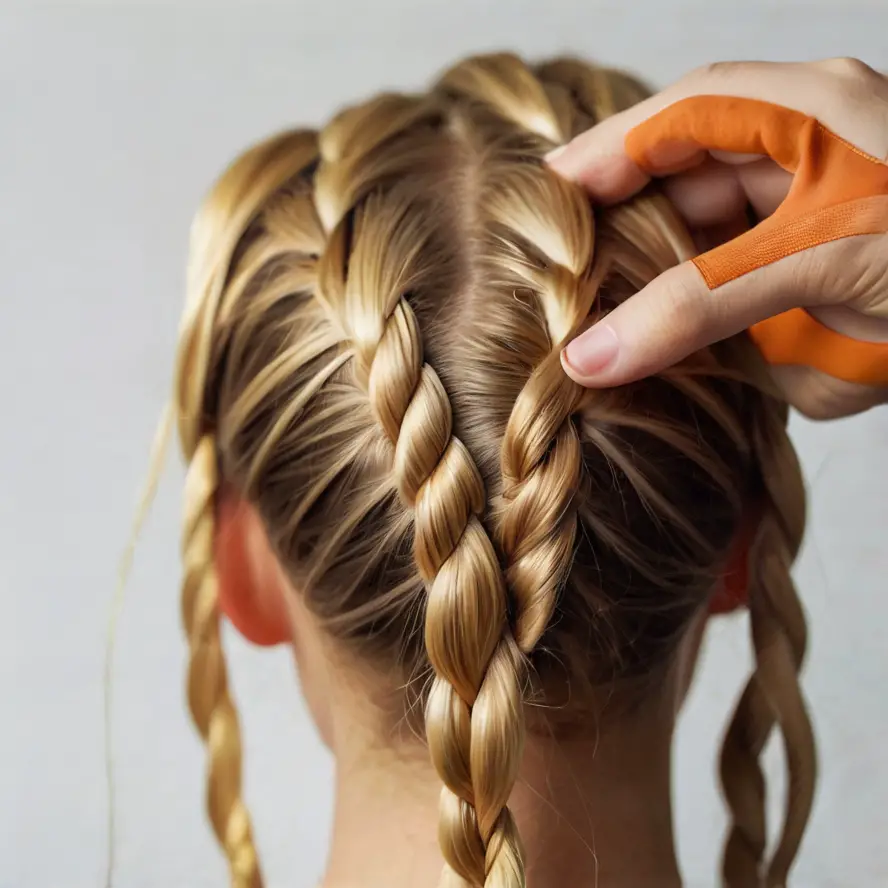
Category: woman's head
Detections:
[{"x1": 175, "y1": 53, "x2": 813, "y2": 888}]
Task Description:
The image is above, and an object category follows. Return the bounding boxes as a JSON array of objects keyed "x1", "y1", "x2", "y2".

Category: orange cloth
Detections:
[{"x1": 626, "y1": 95, "x2": 888, "y2": 386}]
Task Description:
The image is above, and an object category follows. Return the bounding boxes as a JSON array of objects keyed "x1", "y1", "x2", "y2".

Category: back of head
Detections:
[{"x1": 175, "y1": 53, "x2": 812, "y2": 888}]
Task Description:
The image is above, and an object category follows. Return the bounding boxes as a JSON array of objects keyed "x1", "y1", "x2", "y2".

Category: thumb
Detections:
[{"x1": 561, "y1": 254, "x2": 808, "y2": 386}]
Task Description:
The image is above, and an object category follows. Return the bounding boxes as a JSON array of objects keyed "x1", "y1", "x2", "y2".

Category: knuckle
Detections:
[
  {"x1": 817, "y1": 57, "x2": 887, "y2": 99},
  {"x1": 773, "y1": 367, "x2": 834, "y2": 420},
  {"x1": 817, "y1": 56, "x2": 877, "y2": 82},
  {"x1": 790, "y1": 387, "x2": 840, "y2": 421},
  {"x1": 659, "y1": 269, "x2": 712, "y2": 341},
  {"x1": 776, "y1": 366, "x2": 882, "y2": 420},
  {"x1": 801, "y1": 386, "x2": 870, "y2": 421},
  {"x1": 693, "y1": 61, "x2": 743, "y2": 84},
  {"x1": 786, "y1": 246, "x2": 832, "y2": 304}
]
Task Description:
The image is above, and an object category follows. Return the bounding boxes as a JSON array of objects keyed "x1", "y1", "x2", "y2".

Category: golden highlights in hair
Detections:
[{"x1": 170, "y1": 53, "x2": 814, "y2": 888}]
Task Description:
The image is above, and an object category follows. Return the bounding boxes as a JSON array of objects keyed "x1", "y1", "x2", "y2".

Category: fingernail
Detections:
[
  {"x1": 547, "y1": 145, "x2": 613, "y2": 183},
  {"x1": 562, "y1": 324, "x2": 619, "y2": 376},
  {"x1": 545, "y1": 143, "x2": 568, "y2": 164}
]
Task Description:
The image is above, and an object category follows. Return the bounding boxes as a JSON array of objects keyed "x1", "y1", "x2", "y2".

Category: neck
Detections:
[{"x1": 320, "y1": 706, "x2": 682, "y2": 888}]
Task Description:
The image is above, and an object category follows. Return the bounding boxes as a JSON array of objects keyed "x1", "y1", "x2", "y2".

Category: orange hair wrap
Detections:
[{"x1": 626, "y1": 95, "x2": 888, "y2": 386}]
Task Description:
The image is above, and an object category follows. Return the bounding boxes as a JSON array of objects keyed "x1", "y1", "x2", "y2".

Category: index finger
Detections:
[{"x1": 548, "y1": 59, "x2": 888, "y2": 202}]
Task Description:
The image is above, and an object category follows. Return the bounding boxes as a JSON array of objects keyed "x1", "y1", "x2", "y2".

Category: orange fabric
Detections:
[
  {"x1": 749, "y1": 306, "x2": 888, "y2": 386},
  {"x1": 626, "y1": 95, "x2": 888, "y2": 386},
  {"x1": 696, "y1": 195, "x2": 888, "y2": 290}
]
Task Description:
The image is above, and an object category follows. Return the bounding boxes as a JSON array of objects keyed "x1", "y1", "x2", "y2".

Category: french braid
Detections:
[
  {"x1": 180, "y1": 436, "x2": 260, "y2": 888},
  {"x1": 175, "y1": 131, "x2": 321, "y2": 888},
  {"x1": 721, "y1": 393, "x2": 814, "y2": 888},
  {"x1": 165, "y1": 52, "x2": 817, "y2": 888},
  {"x1": 437, "y1": 56, "x2": 601, "y2": 658},
  {"x1": 310, "y1": 90, "x2": 528, "y2": 887}
]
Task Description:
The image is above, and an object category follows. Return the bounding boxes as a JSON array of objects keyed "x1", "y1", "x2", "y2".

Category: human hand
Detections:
[{"x1": 549, "y1": 59, "x2": 888, "y2": 418}]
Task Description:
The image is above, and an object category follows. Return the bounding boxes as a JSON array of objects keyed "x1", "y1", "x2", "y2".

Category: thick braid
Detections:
[
  {"x1": 721, "y1": 396, "x2": 814, "y2": 888},
  {"x1": 441, "y1": 56, "x2": 815, "y2": 887},
  {"x1": 751, "y1": 400, "x2": 814, "y2": 888},
  {"x1": 181, "y1": 437, "x2": 261, "y2": 888},
  {"x1": 439, "y1": 56, "x2": 602, "y2": 651},
  {"x1": 312, "y1": 98, "x2": 528, "y2": 888},
  {"x1": 175, "y1": 131, "x2": 321, "y2": 888},
  {"x1": 720, "y1": 679, "x2": 770, "y2": 887},
  {"x1": 492, "y1": 191, "x2": 601, "y2": 652}
]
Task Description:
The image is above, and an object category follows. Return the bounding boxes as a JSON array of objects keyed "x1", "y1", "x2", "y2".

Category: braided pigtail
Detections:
[
  {"x1": 437, "y1": 54, "x2": 602, "y2": 655},
  {"x1": 534, "y1": 57, "x2": 653, "y2": 134},
  {"x1": 180, "y1": 436, "x2": 260, "y2": 888},
  {"x1": 175, "y1": 131, "x2": 321, "y2": 888},
  {"x1": 721, "y1": 395, "x2": 815, "y2": 888},
  {"x1": 490, "y1": 170, "x2": 602, "y2": 652},
  {"x1": 311, "y1": 95, "x2": 529, "y2": 888}
]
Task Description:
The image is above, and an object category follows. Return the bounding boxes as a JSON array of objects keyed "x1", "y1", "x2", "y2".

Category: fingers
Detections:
[
  {"x1": 561, "y1": 249, "x2": 816, "y2": 387},
  {"x1": 662, "y1": 159, "x2": 748, "y2": 227},
  {"x1": 562, "y1": 234, "x2": 888, "y2": 388},
  {"x1": 734, "y1": 158, "x2": 793, "y2": 218},
  {"x1": 689, "y1": 212, "x2": 751, "y2": 254},
  {"x1": 552, "y1": 58, "x2": 888, "y2": 405},
  {"x1": 653, "y1": 156, "x2": 790, "y2": 232},
  {"x1": 769, "y1": 365, "x2": 888, "y2": 420},
  {"x1": 548, "y1": 59, "x2": 888, "y2": 202}
]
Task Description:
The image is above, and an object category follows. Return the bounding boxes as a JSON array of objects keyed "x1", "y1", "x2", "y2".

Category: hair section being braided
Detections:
[
  {"x1": 720, "y1": 391, "x2": 815, "y2": 888},
  {"x1": 181, "y1": 436, "x2": 260, "y2": 888},
  {"x1": 311, "y1": 92, "x2": 529, "y2": 887},
  {"x1": 436, "y1": 55, "x2": 602, "y2": 662},
  {"x1": 175, "y1": 130, "x2": 322, "y2": 888}
]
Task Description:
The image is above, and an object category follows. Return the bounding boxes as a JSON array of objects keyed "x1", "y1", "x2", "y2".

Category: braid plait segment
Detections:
[
  {"x1": 181, "y1": 437, "x2": 262, "y2": 888},
  {"x1": 440, "y1": 55, "x2": 605, "y2": 654},
  {"x1": 311, "y1": 93, "x2": 529, "y2": 887},
  {"x1": 721, "y1": 399, "x2": 814, "y2": 888}
]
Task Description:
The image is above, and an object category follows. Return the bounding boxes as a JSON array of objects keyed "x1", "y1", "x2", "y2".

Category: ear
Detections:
[
  {"x1": 709, "y1": 520, "x2": 754, "y2": 616},
  {"x1": 214, "y1": 493, "x2": 292, "y2": 646}
]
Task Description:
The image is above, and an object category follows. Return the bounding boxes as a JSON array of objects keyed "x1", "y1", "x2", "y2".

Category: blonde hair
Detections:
[{"x1": 173, "y1": 53, "x2": 814, "y2": 888}]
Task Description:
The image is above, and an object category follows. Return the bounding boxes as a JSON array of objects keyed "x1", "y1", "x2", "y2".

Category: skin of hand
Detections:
[{"x1": 549, "y1": 59, "x2": 888, "y2": 419}]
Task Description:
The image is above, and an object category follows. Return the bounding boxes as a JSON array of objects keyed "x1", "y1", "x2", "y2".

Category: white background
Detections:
[{"x1": 2, "y1": 2, "x2": 886, "y2": 887}]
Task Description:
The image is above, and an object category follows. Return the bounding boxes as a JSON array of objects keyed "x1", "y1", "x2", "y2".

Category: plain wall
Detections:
[{"x1": 2, "y1": 3, "x2": 886, "y2": 887}]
